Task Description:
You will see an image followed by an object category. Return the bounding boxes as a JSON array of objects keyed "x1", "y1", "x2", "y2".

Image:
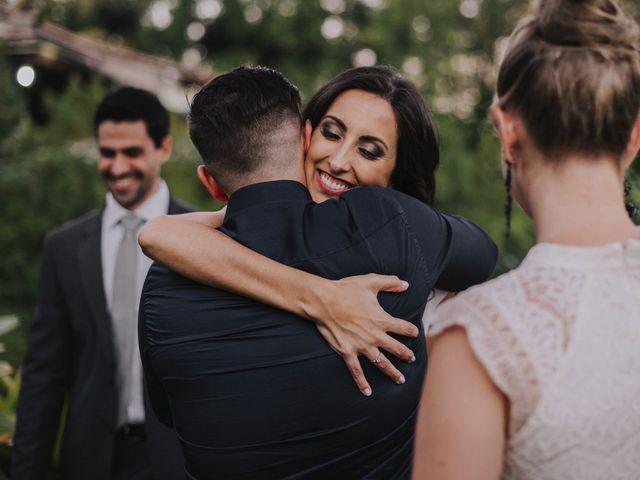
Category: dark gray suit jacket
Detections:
[{"x1": 12, "y1": 196, "x2": 190, "y2": 480}]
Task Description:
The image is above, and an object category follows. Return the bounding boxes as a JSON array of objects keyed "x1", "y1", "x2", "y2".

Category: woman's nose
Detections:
[{"x1": 328, "y1": 147, "x2": 351, "y2": 174}]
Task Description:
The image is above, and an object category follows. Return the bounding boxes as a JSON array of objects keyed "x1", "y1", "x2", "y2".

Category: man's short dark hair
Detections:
[
  {"x1": 188, "y1": 66, "x2": 302, "y2": 188},
  {"x1": 94, "y1": 87, "x2": 169, "y2": 147}
]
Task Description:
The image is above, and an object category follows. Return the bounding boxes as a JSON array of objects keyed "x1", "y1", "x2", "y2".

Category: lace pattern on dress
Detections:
[
  {"x1": 428, "y1": 273, "x2": 545, "y2": 435},
  {"x1": 428, "y1": 237, "x2": 640, "y2": 480}
]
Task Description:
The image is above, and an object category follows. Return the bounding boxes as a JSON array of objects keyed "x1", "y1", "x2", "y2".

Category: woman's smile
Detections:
[{"x1": 315, "y1": 169, "x2": 355, "y2": 196}]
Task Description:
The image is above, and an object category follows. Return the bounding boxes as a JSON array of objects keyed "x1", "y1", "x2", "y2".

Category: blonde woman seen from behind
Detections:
[{"x1": 413, "y1": 0, "x2": 640, "y2": 479}]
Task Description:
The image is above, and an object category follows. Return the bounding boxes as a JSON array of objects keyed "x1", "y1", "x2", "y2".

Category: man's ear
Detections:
[
  {"x1": 157, "y1": 135, "x2": 173, "y2": 165},
  {"x1": 303, "y1": 120, "x2": 313, "y2": 154},
  {"x1": 197, "y1": 165, "x2": 229, "y2": 203}
]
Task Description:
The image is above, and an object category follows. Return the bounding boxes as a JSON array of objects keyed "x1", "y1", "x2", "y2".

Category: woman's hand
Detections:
[{"x1": 302, "y1": 274, "x2": 420, "y2": 396}]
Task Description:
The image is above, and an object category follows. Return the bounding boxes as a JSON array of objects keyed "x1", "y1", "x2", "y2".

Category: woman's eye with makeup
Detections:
[
  {"x1": 359, "y1": 145, "x2": 383, "y2": 160},
  {"x1": 321, "y1": 123, "x2": 341, "y2": 140}
]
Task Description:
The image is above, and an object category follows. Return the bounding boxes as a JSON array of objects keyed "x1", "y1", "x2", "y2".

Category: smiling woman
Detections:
[
  {"x1": 305, "y1": 89, "x2": 398, "y2": 200},
  {"x1": 303, "y1": 66, "x2": 439, "y2": 205}
]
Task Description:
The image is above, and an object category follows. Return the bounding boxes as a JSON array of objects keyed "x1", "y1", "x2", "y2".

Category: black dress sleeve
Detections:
[
  {"x1": 430, "y1": 213, "x2": 498, "y2": 291},
  {"x1": 389, "y1": 190, "x2": 498, "y2": 292}
]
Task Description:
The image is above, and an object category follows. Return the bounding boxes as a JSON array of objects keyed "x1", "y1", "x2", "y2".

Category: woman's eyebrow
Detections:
[
  {"x1": 325, "y1": 115, "x2": 389, "y2": 150},
  {"x1": 324, "y1": 115, "x2": 347, "y2": 131}
]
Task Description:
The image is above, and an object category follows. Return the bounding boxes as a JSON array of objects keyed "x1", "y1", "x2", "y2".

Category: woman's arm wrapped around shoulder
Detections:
[{"x1": 138, "y1": 212, "x2": 420, "y2": 396}]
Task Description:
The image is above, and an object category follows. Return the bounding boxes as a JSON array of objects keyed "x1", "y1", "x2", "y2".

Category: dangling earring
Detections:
[
  {"x1": 624, "y1": 178, "x2": 639, "y2": 222},
  {"x1": 504, "y1": 163, "x2": 513, "y2": 238}
]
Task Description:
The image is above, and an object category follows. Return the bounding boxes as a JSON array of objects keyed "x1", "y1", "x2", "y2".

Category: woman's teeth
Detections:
[{"x1": 319, "y1": 171, "x2": 351, "y2": 192}]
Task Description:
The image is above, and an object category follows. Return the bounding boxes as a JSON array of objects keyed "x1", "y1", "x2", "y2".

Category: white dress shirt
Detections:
[{"x1": 101, "y1": 179, "x2": 170, "y2": 424}]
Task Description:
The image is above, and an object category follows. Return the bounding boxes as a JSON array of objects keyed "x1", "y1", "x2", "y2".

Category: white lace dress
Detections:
[{"x1": 428, "y1": 237, "x2": 640, "y2": 480}]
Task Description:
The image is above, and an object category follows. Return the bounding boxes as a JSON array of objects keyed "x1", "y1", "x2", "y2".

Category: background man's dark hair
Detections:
[
  {"x1": 93, "y1": 86, "x2": 169, "y2": 147},
  {"x1": 188, "y1": 66, "x2": 302, "y2": 191}
]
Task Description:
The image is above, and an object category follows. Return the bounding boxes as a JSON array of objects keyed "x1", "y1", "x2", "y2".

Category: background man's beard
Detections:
[
  {"x1": 101, "y1": 171, "x2": 150, "y2": 209},
  {"x1": 113, "y1": 188, "x2": 149, "y2": 209}
]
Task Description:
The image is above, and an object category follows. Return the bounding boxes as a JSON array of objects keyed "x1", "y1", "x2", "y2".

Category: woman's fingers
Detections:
[
  {"x1": 345, "y1": 351, "x2": 407, "y2": 397},
  {"x1": 344, "y1": 355, "x2": 372, "y2": 396},
  {"x1": 311, "y1": 274, "x2": 420, "y2": 395},
  {"x1": 378, "y1": 335, "x2": 416, "y2": 364},
  {"x1": 384, "y1": 316, "x2": 419, "y2": 338},
  {"x1": 317, "y1": 326, "x2": 374, "y2": 396},
  {"x1": 368, "y1": 350, "x2": 405, "y2": 385}
]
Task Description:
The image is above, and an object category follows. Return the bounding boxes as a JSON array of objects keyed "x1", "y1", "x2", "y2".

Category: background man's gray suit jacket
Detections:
[{"x1": 12, "y1": 197, "x2": 190, "y2": 480}]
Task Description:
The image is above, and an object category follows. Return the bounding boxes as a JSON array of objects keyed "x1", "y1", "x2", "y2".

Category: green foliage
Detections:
[
  {"x1": 0, "y1": 67, "x2": 106, "y2": 306},
  {"x1": 0, "y1": 315, "x2": 22, "y2": 473},
  {"x1": 0, "y1": 361, "x2": 20, "y2": 444},
  {"x1": 0, "y1": 364, "x2": 19, "y2": 473},
  {"x1": 3, "y1": 0, "x2": 638, "y2": 362}
]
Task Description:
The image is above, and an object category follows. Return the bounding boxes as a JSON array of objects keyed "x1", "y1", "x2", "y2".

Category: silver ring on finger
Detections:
[{"x1": 372, "y1": 353, "x2": 383, "y2": 364}]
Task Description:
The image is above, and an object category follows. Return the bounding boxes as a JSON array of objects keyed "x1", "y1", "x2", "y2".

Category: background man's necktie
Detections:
[{"x1": 112, "y1": 213, "x2": 145, "y2": 427}]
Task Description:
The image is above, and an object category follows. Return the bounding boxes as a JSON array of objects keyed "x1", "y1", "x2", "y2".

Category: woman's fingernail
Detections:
[
  {"x1": 363, "y1": 388, "x2": 372, "y2": 397},
  {"x1": 409, "y1": 355, "x2": 416, "y2": 363},
  {"x1": 400, "y1": 280, "x2": 409, "y2": 288},
  {"x1": 397, "y1": 375, "x2": 406, "y2": 384}
]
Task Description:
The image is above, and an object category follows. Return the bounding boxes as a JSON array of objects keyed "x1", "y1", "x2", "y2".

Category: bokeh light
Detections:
[
  {"x1": 402, "y1": 57, "x2": 424, "y2": 77},
  {"x1": 459, "y1": 0, "x2": 480, "y2": 19},
  {"x1": 320, "y1": 0, "x2": 347, "y2": 15},
  {"x1": 321, "y1": 16, "x2": 345, "y2": 40},
  {"x1": 16, "y1": 66, "x2": 35, "y2": 87},
  {"x1": 277, "y1": 0, "x2": 297, "y2": 16},
  {"x1": 352, "y1": 48, "x2": 377, "y2": 67},
  {"x1": 195, "y1": 0, "x2": 223, "y2": 20},
  {"x1": 359, "y1": 0, "x2": 386, "y2": 10},
  {"x1": 244, "y1": 4, "x2": 263, "y2": 24},
  {"x1": 148, "y1": 0, "x2": 173, "y2": 30},
  {"x1": 186, "y1": 22, "x2": 206, "y2": 42}
]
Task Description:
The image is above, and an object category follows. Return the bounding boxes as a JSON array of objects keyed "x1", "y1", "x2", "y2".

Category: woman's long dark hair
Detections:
[{"x1": 303, "y1": 66, "x2": 440, "y2": 205}]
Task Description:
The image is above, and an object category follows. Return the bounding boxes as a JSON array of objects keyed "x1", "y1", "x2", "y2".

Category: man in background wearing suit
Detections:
[{"x1": 12, "y1": 87, "x2": 187, "y2": 480}]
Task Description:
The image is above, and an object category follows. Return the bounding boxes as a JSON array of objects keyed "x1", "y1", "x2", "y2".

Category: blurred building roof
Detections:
[{"x1": 0, "y1": 4, "x2": 213, "y2": 113}]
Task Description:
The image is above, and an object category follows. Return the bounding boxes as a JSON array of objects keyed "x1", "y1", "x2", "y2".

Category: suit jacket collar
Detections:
[{"x1": 77, "y1": 208, "x2": 115, "y2": 380}]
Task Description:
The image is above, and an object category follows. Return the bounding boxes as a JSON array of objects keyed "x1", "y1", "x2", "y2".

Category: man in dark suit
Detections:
[
  {"x1": 139, "y1": 67, "x2": 497, "y2": 479},
  {"x1": 13, "y1": 87, "x2": 187, "y2": 480}
]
